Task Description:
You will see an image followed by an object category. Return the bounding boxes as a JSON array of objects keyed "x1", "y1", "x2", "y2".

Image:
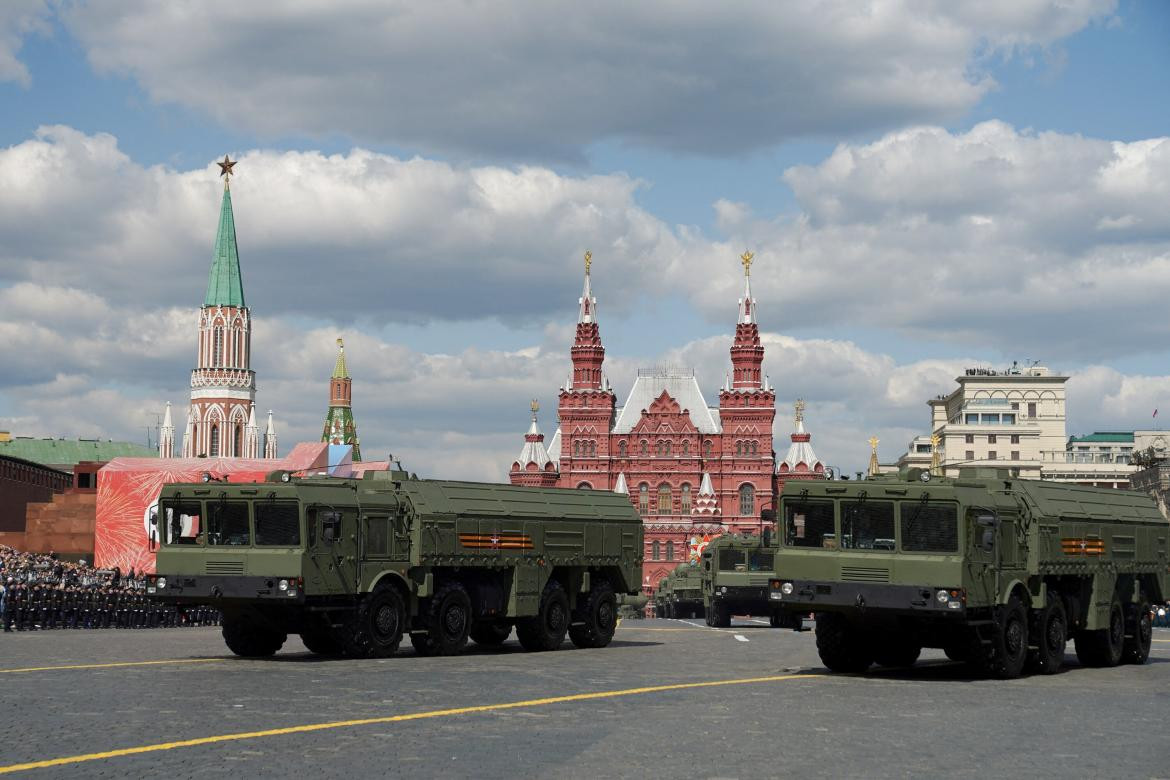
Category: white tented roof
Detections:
[
  {"x1": 516, "y1": 417, "x2": 553, "y2": 469},
  {"x1": 781, "y1": 419, "x2": 822, "y2": 472},
  {"x1": 612, "y1": 369, "x2": 721, "y2": 434},
  {"x1": 547, "y1": 428, "x2": 561, "y2": 467}
]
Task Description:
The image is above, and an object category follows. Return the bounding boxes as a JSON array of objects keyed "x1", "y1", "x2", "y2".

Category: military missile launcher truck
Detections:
[
  {"x1": 147, "y1": 469, "x2": 643, "y2": 658},
  {"x1": 653, "y1": 563, "x2": 705, "y2": 619},
  {"x1": 701, "y1": 531, "x2": 802, "y2": 629},
  {"x1": 768, "y1": 468, "x2": 1168, "y2": 678}
]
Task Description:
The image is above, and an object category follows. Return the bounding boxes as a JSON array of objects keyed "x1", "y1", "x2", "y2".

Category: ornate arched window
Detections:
[
  {"x1": 573, "y1": 440, "x2": 580, "y2": 456},
  {"x1": 739, "y1": 483, "x2": 754, "y2": 516},
  {"x1": 704, "y1": 440, "x2": 712, "y2": 456},
  {"x1": 591, "y1": 440, "x2": 597, "y2": 456},
  {"x1": 638, "y1": 483, "x2": 649, "y2": 514},
  {"x1": 657, "y1": 483, "x2": 671, "y2": 515},
  {"x1": 213, "y1": 329, "x2": 223, "y2": 367},
  {"x1": 640, "y1": 440, "x2": 648, "y2": 455},
  {"x1": 736, "y1": 441, "x2": 743, "y2": 456},
  {"x1": 750, "y1": 441, "x2": 758, "y2": 455},
  {"x1": 210, "y1": 424, "x2": 220, "y2": 457},
  {"x1": 680, "y1": 483, "x2": 692, "y2": 514},
  {"x1": 666, "y1": 541, "x2": 674, "y2": 560},
  {"x1": 652, "y1": 540, "x2": 660, "y2": 560},
  {"x1": 664, "y1": 441, "x2": 672, "y2": 456},
  {"x1": 682, "y1": 440, "x2": 689, "y2": 456},
  {"x1": 234, "y1": 424, "x2": 242, "y2": 457},
  {"x1": 576, "y1": 482, "x2": 592, "y2": 490},
  {"x1": 618, "y1": 441, "x2": 627, "y2": 457}
]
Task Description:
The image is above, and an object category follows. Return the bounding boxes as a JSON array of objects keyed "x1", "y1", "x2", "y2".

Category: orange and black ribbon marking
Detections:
[
  {"x1": 1061, "y1": 537, "x2": 1105, "y2": 556},
  {"x1": 459, "y1": 533, "x2": 534, "y2": 550}
]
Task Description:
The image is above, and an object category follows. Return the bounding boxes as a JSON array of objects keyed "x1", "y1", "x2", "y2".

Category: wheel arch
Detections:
[
  {"x1": 1001, "y1": 579, "x2": 1033, "y2": 608},
  {"x1": 369, "y1": 570, "x2": 412, "y2": 604}
]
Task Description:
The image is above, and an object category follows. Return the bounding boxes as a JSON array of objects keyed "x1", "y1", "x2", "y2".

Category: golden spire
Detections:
[
  {"x1": 740, "y1": 250, "x2": 754, "y2": 276},
  {"x1": 530, "y1": 399, "x2": 539, "y2": 414},
  {"x1": 336, "y1": 337, "x2": 344, "y2": 348},
  {"x1": 867, "y1": 436, "x2": 880, "y2": 478},
  {"x1": 794, "y1": 398, "x2": 805, "y2": 423},
  {"x1": 584, "y1": 250, "x2": 592, "y2": 275}
]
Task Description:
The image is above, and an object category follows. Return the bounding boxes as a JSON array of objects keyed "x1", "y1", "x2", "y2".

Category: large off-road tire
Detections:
[
  {"x1": 1026, "y1": 594, "x2": 1067, "y2": 675},
  {"x1": 873, "y1": 635, "x2": 922, "y2": 668},
  {"x1": 223, "y1": 614, "x2": 286, "y2": 658},
  {"x1": 469, "y1": 622, "x2": 512, "y2": 647},
  {"x1": 516, "y1": 579, "x2": 569, "y2": 651},
  {"x1": 411, "y1": 581, "x2": 472, "y2": 657},
  {"x1": 344, "y1": 583, "x2": 406, "y2": 658},
  {"x1": 569, "y1": 579, "x2": 617, "y2": 649},
  {"x1": 707, "y1": 600, "x2": 731, "y2": 628},
  {"x1": 990, "y1": 596, "x2": 1029, "y2": 679},
  {"x1": 1074, "y1": 597, "x2": 1125, "y2": 668},
  {"x1": 300, "y1": 625, "x2": 343, "y2": 656},
  {"x1": 814, "y1": 612, "x2": 873, "y2": 673},
  {"x1": 1123, "y1": 597, "x2": 1153, "y2": 665}
]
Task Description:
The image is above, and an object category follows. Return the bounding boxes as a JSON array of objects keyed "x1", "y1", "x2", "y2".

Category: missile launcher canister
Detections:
[
  {"x1": 147, "y1": 469, "x2": 643, "y2": 658},
  {"x1": 768, "y1": 468, "x2": 1168, "y2": 678}
]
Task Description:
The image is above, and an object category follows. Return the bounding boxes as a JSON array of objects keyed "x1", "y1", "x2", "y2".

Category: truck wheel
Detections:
[
  {"x1": 469, "y1": 622, "x2": 511, "y2": 646},
  {"x1": 1074, "y1": 597, "x2": 1125, "y2": 668},
  {"x1": 1122, "y1": 597, "x2": 1153, "y2": 665},
  {"x1": 943, "y1": 644, "x2": 968, "y2": 663},
  {"x1": 223, "y1": 615, "x2": 286, "y2": 658},
  {"x1": 347, "y1": 584, "x2": 405, "y2": 658},
  {"x1": 991, "y1": 596, "x2": 1029, "y2": 679},
  {"x1": 873, "y1": 636, "x2": 921, "y2": 668},
  {"x1": 300, "y1": 626, "x2": 343, "y2": 656},
  {"x1": 1026, "y1": 594, "x2": 1066, "y2": 675},
  {"x1": 516, "y1": 579, "x2": 569, "y2": 651},
  {"x1": 569, "y1": 579, "x2": 617, "y2": 649},
  {"x1": 412, "y1": 582, "x2": 471, "y2": 657},
  {"x1": 814, "y1": 612, "x2": 872, "y2": 673},
  {"x1": 707, "y1": 600, "x2": 731, "y2": 628}
]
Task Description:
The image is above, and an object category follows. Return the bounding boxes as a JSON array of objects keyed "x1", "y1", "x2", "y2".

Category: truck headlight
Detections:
[
  {"x1": 720, "y1": 586, "x2": 727, "y2": 595},
  {"x1": 279, "y1": 579, "x2": 289, "y2": 591},
  {"x1": 781, "y1": 582, "x2": 794, "y2": 595},
  {"x1": 936, "y1": 589, "x2": 948, "y2": 603},
  {"x1": 156, "y1": 577, "x2": 167, "y2": 589}
]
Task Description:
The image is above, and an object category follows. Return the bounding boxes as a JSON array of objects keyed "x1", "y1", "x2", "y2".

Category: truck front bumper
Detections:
[
  {"x1": 767, "y1": 579, "x2": 965, "y2": 617},
  {"x1": 147, "y1": 575, "x2": 305, "y2": 604}
]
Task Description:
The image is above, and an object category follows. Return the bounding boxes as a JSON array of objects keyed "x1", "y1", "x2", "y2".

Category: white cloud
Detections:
[
  {"x1": 0, "y1": 1, "x2": 50, "y2": 86},
  {"x1": 58, "y1": 0, "x2": 1114, "y2": 158}
]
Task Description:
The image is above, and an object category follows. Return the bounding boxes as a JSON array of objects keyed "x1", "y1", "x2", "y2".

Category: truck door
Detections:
[{"x1": 307, "y1": 507, "x2": 360, "y2": 594}]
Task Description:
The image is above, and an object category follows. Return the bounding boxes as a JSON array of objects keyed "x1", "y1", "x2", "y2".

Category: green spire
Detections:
[
  {"x1": 333, "y1": 338, "x2": 349, "y2": 378},
  {"x1": 204, "y1": 183, "x2": 246, "y2": 308}
]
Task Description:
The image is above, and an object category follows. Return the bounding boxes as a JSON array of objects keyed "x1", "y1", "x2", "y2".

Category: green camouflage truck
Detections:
[
  {"x1": 146, "y1": 469, "x2": 643, "y2": 658},
  {"x1": 701, "y1": 532, "x2": 802, "y2": 629},
  {"x1": 768, "y1": 468, "x2": 1168, "y2": 678},
  {"x1": 653, "y1": 563, "x2": 705, "y2": 619}
]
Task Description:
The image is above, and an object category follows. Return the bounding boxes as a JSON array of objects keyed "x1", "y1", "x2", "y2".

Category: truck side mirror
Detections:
[{"x1": 762, "y1": 527, "x2": 773, "y2": 547}]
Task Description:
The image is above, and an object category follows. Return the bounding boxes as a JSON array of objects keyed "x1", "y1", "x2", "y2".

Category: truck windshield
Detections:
[
  {"x1": 255, "y1": 502, "x2": 301, "y2": 546},
  {"x1": 208, "y1": 501, "x2": 250, "y2": 546},
  {"x1": 160, "y1": 501, "x2": 201, "y2": 545},
  {"x1": 901, "y1": 503, "x2": 958, "y2": 553},
  {"x1": 784, "y1": 500, "x2": 835, "y2": 548},
  {"x1": 841, "y1": 501, "x2": 895, "y2": 550}
]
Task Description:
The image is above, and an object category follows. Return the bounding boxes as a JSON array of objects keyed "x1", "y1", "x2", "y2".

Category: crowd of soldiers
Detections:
[{"x1": 0, "y1": 546, "x2": 219, "y2": 632}]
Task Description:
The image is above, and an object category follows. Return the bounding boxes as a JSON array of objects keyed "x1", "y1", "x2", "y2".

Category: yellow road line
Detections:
[
  {"x1": 0, "y1": 672, "x2": 822, "y2": 774},
  {"x1": 0, "y1": 658, "x2": 223, "y2": 675},
  {"x1": 1153, "y1": 639, "x2": 1170, "y2": 643}
]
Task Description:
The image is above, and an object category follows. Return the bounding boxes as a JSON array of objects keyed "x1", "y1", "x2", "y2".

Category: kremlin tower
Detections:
[
  {"x1": 322, "y1": 338, "x2": 361, "y2": 461},
  {"x1": 162, "y1": 156, "x2": 278, "y2": 459},
  {"x1": 777, "y1": 399, "x2": 824, "y2": 485},
  {"x1": 509, "y1": 401, "x2": 559, "y2": 487}
]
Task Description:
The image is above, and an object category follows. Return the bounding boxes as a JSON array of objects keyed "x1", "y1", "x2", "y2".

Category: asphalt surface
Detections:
[{"x1": 1, "y1": 620, "x2": 1169, "y2": 779}]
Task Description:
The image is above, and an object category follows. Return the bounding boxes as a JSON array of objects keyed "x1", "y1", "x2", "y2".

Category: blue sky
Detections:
[{"x1": 1, "y1": 1, "x2": 1169, "y2": 476}]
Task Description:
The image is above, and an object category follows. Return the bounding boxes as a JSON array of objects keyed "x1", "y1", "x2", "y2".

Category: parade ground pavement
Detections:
[{"x1": 1, "y1": 619, "x2": 1169, "y2": 778}]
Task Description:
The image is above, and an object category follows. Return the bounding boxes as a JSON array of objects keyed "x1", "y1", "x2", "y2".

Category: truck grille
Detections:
[
  {"x1": 205, "y1": 560, "x2": 245, "y2": 575},
  {"x1": 840, "y1": 566, "x2": 889, "y2": 583}
]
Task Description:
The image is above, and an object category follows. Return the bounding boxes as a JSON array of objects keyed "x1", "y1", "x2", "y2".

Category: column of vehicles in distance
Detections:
[
  {"x1": 146, "y1": 467, "x2": 643, "y2": 658},
  {"x1": 767, "y1": 467, "x2": 1168, "y2": 678},
  {"x1": 700, "y1": 530, "x2": 802, "y2": 630},
  {"x1": 653, "y1": 562, "x2": 705, "y2": 619}
]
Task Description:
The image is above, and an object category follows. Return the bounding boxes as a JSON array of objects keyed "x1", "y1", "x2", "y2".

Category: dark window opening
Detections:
[
  {"x1": 840, "y1": 501, "x2": 895, "y2": 550},
  {"x1": 208, "y1": 501, "x2": 250, "y2": 546},
  {"x1": 160, "y1": 501, "x2": 202, "y2": 545},
  {"x1": 784, "y1": 500, "x2": 835, "y2": 548},
  {"x1": 900, "y1": 503, "x2": 958, "y2": 552},
  {"x1": 255, "y1": 502, "x2": 301, "y2": 546}
]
